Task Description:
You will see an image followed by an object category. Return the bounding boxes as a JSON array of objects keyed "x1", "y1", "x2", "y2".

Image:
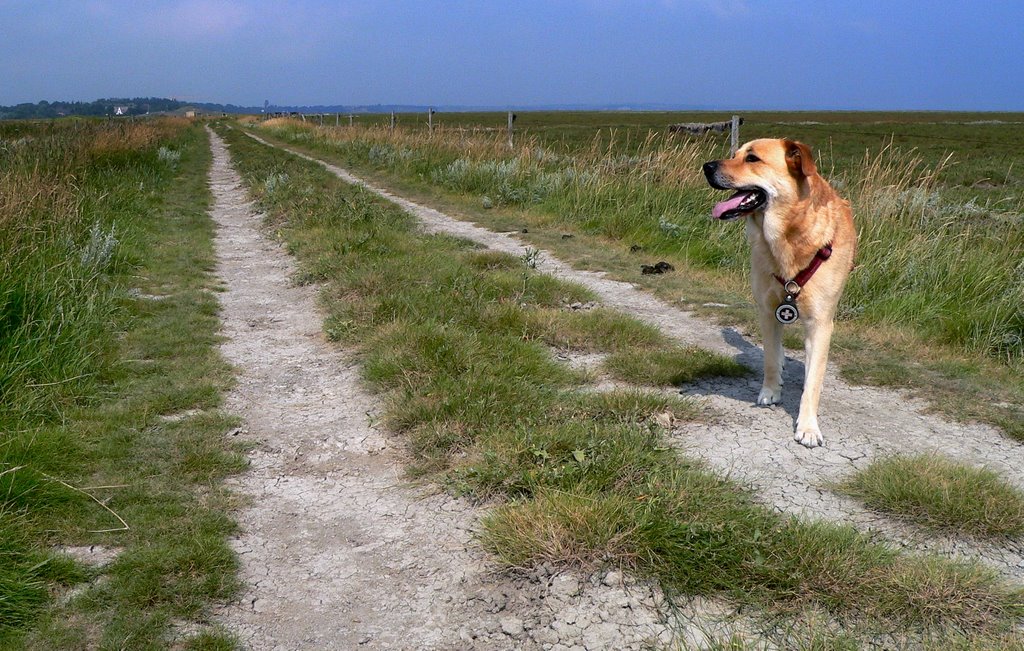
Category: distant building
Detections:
[{"x1": 114, "y1": 106, "x2": 129, "y2": 116}]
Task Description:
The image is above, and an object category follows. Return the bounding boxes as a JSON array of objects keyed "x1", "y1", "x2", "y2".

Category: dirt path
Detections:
[
  {"x1": 246, "y1": 131, "x2": 1024, "y2": 582},
  {"x1": 206, "y1": 129, "x2": 752, "y2": 650}
]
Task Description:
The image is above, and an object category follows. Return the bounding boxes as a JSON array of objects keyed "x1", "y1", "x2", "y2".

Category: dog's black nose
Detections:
[{"x1": 702, "y1": 161, "x2": 720, "y2": 185}]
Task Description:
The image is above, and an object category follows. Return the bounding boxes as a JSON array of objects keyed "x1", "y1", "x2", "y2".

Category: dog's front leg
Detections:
[
  {"x1": 795, "y1": 316, "x2": 833, "y2": 447},
  {"x1": 756, "y1": 304, "x2": 784, "y2": 405}
]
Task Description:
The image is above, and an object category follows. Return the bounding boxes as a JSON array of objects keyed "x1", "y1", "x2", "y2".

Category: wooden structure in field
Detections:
[
  {"x1": 669, "y1": 116, "x2": 743, "y2": 154},
  {"x1": 668, "y1": 117, "x2": 743, "y2": 135}
]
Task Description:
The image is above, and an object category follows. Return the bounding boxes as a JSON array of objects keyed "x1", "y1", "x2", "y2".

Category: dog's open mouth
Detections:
[{"x1": 711, "y1": 189, "x2": 766, "y2": 221}]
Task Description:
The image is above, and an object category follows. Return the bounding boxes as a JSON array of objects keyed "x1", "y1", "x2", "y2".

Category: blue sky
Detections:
[{"x1": 1, "y1": 0, "x2": 1021, "y2": 110}]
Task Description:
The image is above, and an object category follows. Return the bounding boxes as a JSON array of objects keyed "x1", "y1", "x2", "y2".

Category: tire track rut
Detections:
[{"x1": 208, "y1": 128, "x2": 714, "y2": 650}]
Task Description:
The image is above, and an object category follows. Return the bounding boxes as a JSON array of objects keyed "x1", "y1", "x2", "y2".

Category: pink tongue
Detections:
[{"x1": 712, "y1": 192, "x2": 749, "y2": 219}]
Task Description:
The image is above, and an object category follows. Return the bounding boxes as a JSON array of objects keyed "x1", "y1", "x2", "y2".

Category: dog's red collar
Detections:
[{"x1": 774, "y1": 244, "x2": 833, "y2": 292}]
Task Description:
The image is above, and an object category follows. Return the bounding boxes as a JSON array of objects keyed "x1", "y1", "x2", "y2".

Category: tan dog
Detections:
[{"x1": 703, "y1": 139, "x2": 856, "y2": 447}]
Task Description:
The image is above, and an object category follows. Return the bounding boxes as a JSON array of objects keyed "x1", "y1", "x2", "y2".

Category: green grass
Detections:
[
  {"x1": 245, "y1": 115, "x2": 1024, "y2": 442},
  {"x1": 837, "y1": 454, "x2": 1024, "y2": 539},
  {"x1": 1, "y1": 120, "x2": 243, "y2": 648},
  {"x1": 217, "y1": 122, "x2": 1024, "y2": 643}
]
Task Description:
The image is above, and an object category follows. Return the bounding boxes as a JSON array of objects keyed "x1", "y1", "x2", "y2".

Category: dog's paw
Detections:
[
  {"x1": 794, "y1": 425, "x2": 824, "y2": 448},
  {"x1": 757, "y1": 386, "x2": 782, "y2": 406}
]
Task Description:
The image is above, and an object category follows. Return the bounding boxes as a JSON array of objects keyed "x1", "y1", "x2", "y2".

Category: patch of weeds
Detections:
[
  {"x1": 460, "y1": 422, "x2": 670, "y2": 500},
  {"x1": 696, "y1": 628, "x2": 861, "y2": 651},
  {"x1": 157, "y1": 145, "x2": 181, "y2": 167},
  {"x1": 262, "y1": 171, "x2": 289, "y2": 195},
  {"x1": 465, "y1": 250, "x2": 522, "y2": 271},
  {"x1": 605, "y1": 345, "x2": 750, "y2": 386},
  {"x1": 521, "y1": 246, "x2": 543, "y2": 269},
  {"x1": 183, "y1": 629, "x2": 238, "y2": 650},
  {"x1": 836, "y1": 453, "x2": 1024, "y2": 539}
]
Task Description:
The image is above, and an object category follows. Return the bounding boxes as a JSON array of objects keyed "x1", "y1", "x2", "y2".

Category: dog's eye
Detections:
[{"x1": 745, "y1": 153, "x2": 761, "y2": 163}]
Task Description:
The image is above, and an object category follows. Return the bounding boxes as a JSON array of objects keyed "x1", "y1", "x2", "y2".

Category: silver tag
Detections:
[{"x1": 775, "y1": 294, "x2": 799, "y2": 324}]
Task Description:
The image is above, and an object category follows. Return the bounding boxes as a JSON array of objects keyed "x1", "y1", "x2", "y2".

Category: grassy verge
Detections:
[
  {"x1": 1, "y1": 120, "x2": 243, "y2": 649},
  {"x1": 244, "y1": 119, "x2": 1024, "y2": 442},
  {"x1": 217, "y1": 123, "x2": 1024, "y2": 645},
  {"x1": 837, "y1": 454, "x2": 1024, "y2": 539}
]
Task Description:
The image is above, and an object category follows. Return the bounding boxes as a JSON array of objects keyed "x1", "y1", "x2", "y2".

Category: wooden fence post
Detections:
[
  {"x1": 507, "y1": 111, "x2": 516, "y2": 149},
  {"x1": 335, "y1": 113, "x2": 339, "y2": 127},
  {"x1": 390, "y1": 112, "x2": 396, "y2": 130},
  {"x1": 730, "y1": 115, "x2": 740, "y2": 155},
  {"x1": 428, "y1": 108, "x2": 435, "y2": 135},
  {"x1": 349, "y1": 114, "x2": 354, "y2": 127}
]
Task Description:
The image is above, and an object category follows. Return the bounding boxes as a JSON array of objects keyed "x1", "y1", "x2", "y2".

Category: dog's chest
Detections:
[{"x1": 745, "y1": 215, "x2": 783, "y2": 272}]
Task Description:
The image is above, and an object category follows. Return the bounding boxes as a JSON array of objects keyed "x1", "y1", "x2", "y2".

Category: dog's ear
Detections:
[{"x1": 784, "y1": 140, "x2": 817, "y2": 178}]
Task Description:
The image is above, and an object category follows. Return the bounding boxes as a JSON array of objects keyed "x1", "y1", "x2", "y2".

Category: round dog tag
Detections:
[{"x1": 775, "y1": 294, "x2": 799, "y2": 324}]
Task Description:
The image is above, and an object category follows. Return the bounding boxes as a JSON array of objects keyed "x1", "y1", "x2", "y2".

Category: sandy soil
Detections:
[
  {"x1": 205, "y1": 129, "x2": 741, "y2": 650},
  {"x1": 249, "y1": 131, "x2": 1024, "y2": 583}
]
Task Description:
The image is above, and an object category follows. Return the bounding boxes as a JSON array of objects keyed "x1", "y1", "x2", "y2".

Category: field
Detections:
[
  {"x1": 4, "y1": 111, "x2": 1024, "y2": 649},
  {"x1": 321, "y1": 109, "x2": 1024, "y2": 203}
]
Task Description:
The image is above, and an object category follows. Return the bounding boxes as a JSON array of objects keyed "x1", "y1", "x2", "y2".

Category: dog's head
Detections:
[{"x1": 702, "y1": 139, "x2": 817, "y2": 221}]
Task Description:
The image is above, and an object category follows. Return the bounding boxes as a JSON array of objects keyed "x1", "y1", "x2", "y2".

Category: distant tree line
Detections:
[
  {"x1": 0, "y1": 97, "x2": 257, "y2": 119},
  {"x1": 1, "y1": 97, "x2": 719, "y2": 121}
]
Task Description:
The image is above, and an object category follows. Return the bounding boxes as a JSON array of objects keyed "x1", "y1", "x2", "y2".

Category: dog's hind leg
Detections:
[
  {"x1": 756, "y1": 305, "x2": 784, "y2": 406},
  {"x1": 794, "y1": 316, "x2": 833, "y2": 447}
]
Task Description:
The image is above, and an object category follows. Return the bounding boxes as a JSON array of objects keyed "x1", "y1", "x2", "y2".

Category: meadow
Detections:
[
  {"x1": 250, "y1": 111, "x2": 1024, "y2": 439},
  {"x1": 3, "y1": 110, "x2": 1020, "y2": 648}
]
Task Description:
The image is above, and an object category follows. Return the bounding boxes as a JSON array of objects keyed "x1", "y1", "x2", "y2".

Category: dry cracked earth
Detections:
[{"x1": 209, "y1": 128, "x2": 1024, "y2": 649}]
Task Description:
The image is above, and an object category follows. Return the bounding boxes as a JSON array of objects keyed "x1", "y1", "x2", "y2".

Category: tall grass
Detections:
[
  {"x1": 0, "y1": 120, "x2": 161, "y2": 636},
  {"x1": 253, "y1": 118, "x2": 1023, "y2": 364},
  {"x1": 1, "y1": 118, "x2": 241, "y2": 647},
  {"x1": 841, "y1": 142, "x2": 1024, "y2": 361},
  {"x1": 0, "y1": 120, "x2": 186, "y2": 419}
]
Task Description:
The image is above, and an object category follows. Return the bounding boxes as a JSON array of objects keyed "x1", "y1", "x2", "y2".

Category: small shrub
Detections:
[
  {"x1": 157, "y1": 146, "x2": 181, "y2": 167},
  {"x1": 79, "y1": 220, "x2": 119, "y2": 275},
  {"x1": 658, "y1": 216, "x2": 682, "y2": 237},
  {"x1": 263, "y1": 172, "x2": 289, "y2": 195},
  {"x1": 367, "y1": 144, "x2": 396, "y2": 166}
]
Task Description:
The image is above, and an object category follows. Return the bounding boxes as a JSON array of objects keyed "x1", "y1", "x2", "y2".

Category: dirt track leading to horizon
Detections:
[{"x1": 205, "y1": 128, "x2": 719, "y2": 650}]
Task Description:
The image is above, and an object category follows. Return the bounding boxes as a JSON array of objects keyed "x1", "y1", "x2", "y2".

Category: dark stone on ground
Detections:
[{"x1": 641, "y1": 261, "x2": 674, "y2": 275}]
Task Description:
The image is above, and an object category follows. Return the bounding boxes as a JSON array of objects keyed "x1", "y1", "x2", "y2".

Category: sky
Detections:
[{"x1": 1, "y1": 0, "x2": 1022, "y2": 111}]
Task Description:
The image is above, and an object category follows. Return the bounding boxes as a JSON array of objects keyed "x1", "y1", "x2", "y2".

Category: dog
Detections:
[{"x1": 703, "y1": 139, "x2": 856, "y2": 447}]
